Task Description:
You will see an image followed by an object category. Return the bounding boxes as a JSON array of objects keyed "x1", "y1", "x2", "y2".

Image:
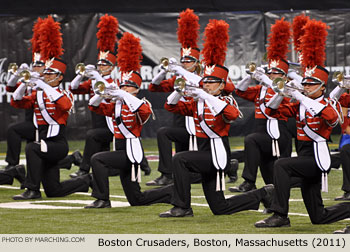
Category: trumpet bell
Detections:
[
  {"x1": 8, "y1": 63, "x2": 18, "y2": 74},
  {"x1": 272, "y1": 77, "x2": 285, "y2": 91},
  {"x1": 332, "y1": 71, "x2": 344, "y2": 83},
  {"x1": 75, "y1": 63, "x2": 86, "y2": 75},
  {"x1": 20, "y1": 70, "x2": 31, "y2": 82},
  {"x1": 245, "y1": 62, "x2": 256, "y2": 75},
  {"x1": 93, "y1": 81, "x2": 106, "y2": 95},
  {"x1": 174, "y1": 78, "x2": 186, "y2": 94},
  {"x1": 160, "y1": 57, "x2": 169, "y2": 68}
]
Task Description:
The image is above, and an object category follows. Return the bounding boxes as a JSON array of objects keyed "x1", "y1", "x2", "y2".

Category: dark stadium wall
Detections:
[{"x1": 0, "y1": 8, "x2": 349, "y2": 140}]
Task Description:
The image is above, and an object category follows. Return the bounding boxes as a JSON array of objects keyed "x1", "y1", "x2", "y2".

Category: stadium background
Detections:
[{"x1": 0, "y1": 1, "x2": 349, "y2": 141}]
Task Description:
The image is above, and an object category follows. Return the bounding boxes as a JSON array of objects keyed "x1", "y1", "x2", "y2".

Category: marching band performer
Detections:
[
  {"x1": 230, "y1": 18, "x2": 294, "y2": 193},
  {"x1": 159, "y1": 20, "x2": 273, "y2": 217},
  {"x1": 329, "y1": 75, "x2": 350, "y2": 201},
  {"x1": 11, "y1": 16, "x2": 91, "y2": 200},
  {"x1": 146, "y1": 9, "x2": 202, "y2": 186},
  {"x1": 85, "y1": 32, "x2": 172, "y2": 208},
  {"x1": 68, "y1": 14, "x2": 119, "y2": 178},
  {"x1": 255, "y1": 19, "x2": 350, "y2": 228},
  {"x1": 2, "y1": 17, "x2": 45, "y2": 176}
]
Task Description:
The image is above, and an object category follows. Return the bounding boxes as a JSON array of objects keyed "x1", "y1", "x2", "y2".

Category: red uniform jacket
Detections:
[
  {"x1": 89, "y1": 98, "x2": 152, "y2": 139},
  {"x1": 11, "y1": 88, "x2": 72, "y2": 126},
  {"x1": 339, "y1": 93, "x2": 350, "y2": 133},
  {"x1": 165, "y1": 95, "x2": 239, "y2": 138},
  {"x1": 235, "y1": 85, "x2": 290, "y2": 121},
  {"x1": 265, "y1": 97, "x2": 339, "y2": 141}
]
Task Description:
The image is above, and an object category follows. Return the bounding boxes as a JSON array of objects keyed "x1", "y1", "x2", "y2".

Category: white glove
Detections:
[
  {"x1": 287, "y1": 69, "x2": 303, "y2": 83},
  {"x1": 34, "y1": 79, "x2": 63, "y2": 102},
  {"x1": 188, "y1": 87, "x2": 209, "y2": 100},
  {"x1": 89, "y1": 95, "x2": 104, "y2": 107},
  {"x1": 329, "y1": 86, "x2": 345, "y2": 100},
  {"x1": 290, "y1": 90, "x2": 325, "y2": 116},
  {"x1": 151, "y1": 69, "x2": 166, "y2": 85},
  {"x1": 110, "y1": 89, "x2": 144, "y2": 112},
  {"x1": 236, "y1": 75, "x2": 252, "y2": 91},
  {"x1": 19, "y1": 63, "x2": 29, "y2": 70},
  {"x1": 7, "y1": 74, "x2": 20, "y2": 87},
  {"x1": 252, "y1": 67, "x2": 272, "y2": 87},
  {"x1": 84, "y1": 65, "x2": 98, "y2": 78},
  {"x1": 266, "y1": 93, "x2": 284, "y2": 109},
  {"x1": 108, "y1": 89, "x2": 125, "y2": 99},
  {"x1": 70, "y1": 74, "x2": 83, "y2": 90},
  {"x1": 12, "y1": 83, "x2": 26, "y2": 100},
  {"x1": 167, "y1": 91, "x2": 182, "y2": 105}
]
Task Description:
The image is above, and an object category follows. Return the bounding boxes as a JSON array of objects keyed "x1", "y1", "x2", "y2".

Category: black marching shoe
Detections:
[
  {"x1": 159, "y1": 207, "x2": 193, "y2": 218},
  {"x1": 333, "y1": 226, "x2": 350, "y2": 234},
  {"x1": 13, "y1": 189, "x2": 41, "y2": 200},
  {"x1": 2, "y1": 164, "x2": 15, "y2": 171},
  {"x1": 255, "y1": 214, "x2": 290, "y2": 228},
  {"x1": 84, "y1": 199, "x2": 111, "y2": 209},
  {"x1": 226, "y1": 159, "x2": 238, "y2": 183},
  {"x1": 71, "y1": 151, "x2": 83, "y2": 166},
  {"x1": 334, "y1": 192, "x2": 350, "y2": 201},
  {"x1": 146, "y1": 174, "x2": 173, "y2": 186},
  {"x1": 70, "y1": 169, "x2": 88, "y2": 178},
  {"x1": 229, "y1": 180, "x2": 256, "y2": 193}
]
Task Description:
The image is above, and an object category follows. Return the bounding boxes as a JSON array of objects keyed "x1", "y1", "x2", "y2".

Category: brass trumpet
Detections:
[
  {"x1": 271, "y1": 77, "x2": 306, "y2": 97},
  {"x1": 174, "y1": 77, "x2": 201, "y2": 97},
  {"x1": 75, "y1": 63, "x2": 86, "y2": 75},
  {"x1": 8, "y1": 63, "x2": 18, "y2": 75},
  {"x1": 332, "y1": 71, "x2": 350, "y2": 89},
  {"x1": 93, "y1": 81, "x2": 118, "y2": 99},
  {"x1": 8, "y1": 63, "x2": 29, "y2": 76},
  {"x1": 75, "y1": 63, "x2": 97, "y2": 77},
  {"x1": 245, "y1": 62, "x2": 257, "y2": 75},
  {"x1": 19, "y1": 70, "x2": 41, "y2": 87}
]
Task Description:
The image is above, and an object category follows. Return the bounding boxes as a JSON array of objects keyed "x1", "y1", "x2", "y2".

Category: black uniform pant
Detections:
[
  {"x1": 157, "y1": 126, "x2": 189, "y2": 175},
  {"x1": 90, "y1": 150, "x2": 172, "y2": 205},
  {"x1": 331, "y1": 144, "x2": 350, "y2": 193},
  {"x1": 242, "y1": 130, "x2": 291, "y2": 184},
  {"x1": 6, "y1": 121, "x2": 36, "y2": 166},
  {"x1": 271, "y1": 156, "x2": 350, "y2": 224},
  {"x1": 0, "y1": 168, "x2": 18, "y2": 185},
  {"x1": 171, "y1": 150, "x2": 267, "y2": 215},
  {"x1": 79, "y1": 128, "x2": 150, "y2": 173},
  {"x1": 24, "y1": 139, "x2": 89, "y2": 197}
]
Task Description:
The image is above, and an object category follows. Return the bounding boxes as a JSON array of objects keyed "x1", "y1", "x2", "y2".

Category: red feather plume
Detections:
[
  {"x1": 202, "y1": 19, "x2": 229, "y2": 66},
  {"x1": 30, "y1": 17, "x2": 44, "y2": 55},
  {"x1": 97, "y1": 14, "x2": 119, "y2": 53},
  {"x1": 38, "y1": 15, "x2": 64, "y2": 61},
  {"x1": 292, "y1": 14, "x2": 309, "y2": 52},
  {"x1": 267, "y1": 17, "x2": 291, "y2": 61},
  {"x1": 177, "y1": 8, "x2": 199, "y2": 48},
  {"x1": 300, "y1": 19, "x2": 329, "y2": 68},
  {"x1": 117, "y1": 32, "x2": 143, "y2": 72}
]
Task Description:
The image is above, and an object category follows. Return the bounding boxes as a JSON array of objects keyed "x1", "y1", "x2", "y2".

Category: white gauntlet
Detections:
[
  {"x1": 236, "y1": 75, "x2": 252, "y2": 91},
  {"x1": 70, "y1": 75, "x2": 83, "y2": 90},
  {"x1": 329, "y1": 86, "x2": 345, "y2": 100},
  {"x1": 89, "y1": 95, "x2": 104, "y2": 107},
  {"x1": 266, "y1": 93, "x2": 284, "y2": 109},
  {"x1": 292, "y1": 90, "x2": 325, "y2": 116},
  {"x1": 151, "y1": 69, "x2": 166, "y2": 85},
  {"x1": 167, "y1": 91, "x2": 182, "y2": 105},
  {"x1": 12, "y1": 83, "x2": 26, "y2": 100},
  {"x1": 7, "y1": 74, "x2": 20, "y2": 87}
]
